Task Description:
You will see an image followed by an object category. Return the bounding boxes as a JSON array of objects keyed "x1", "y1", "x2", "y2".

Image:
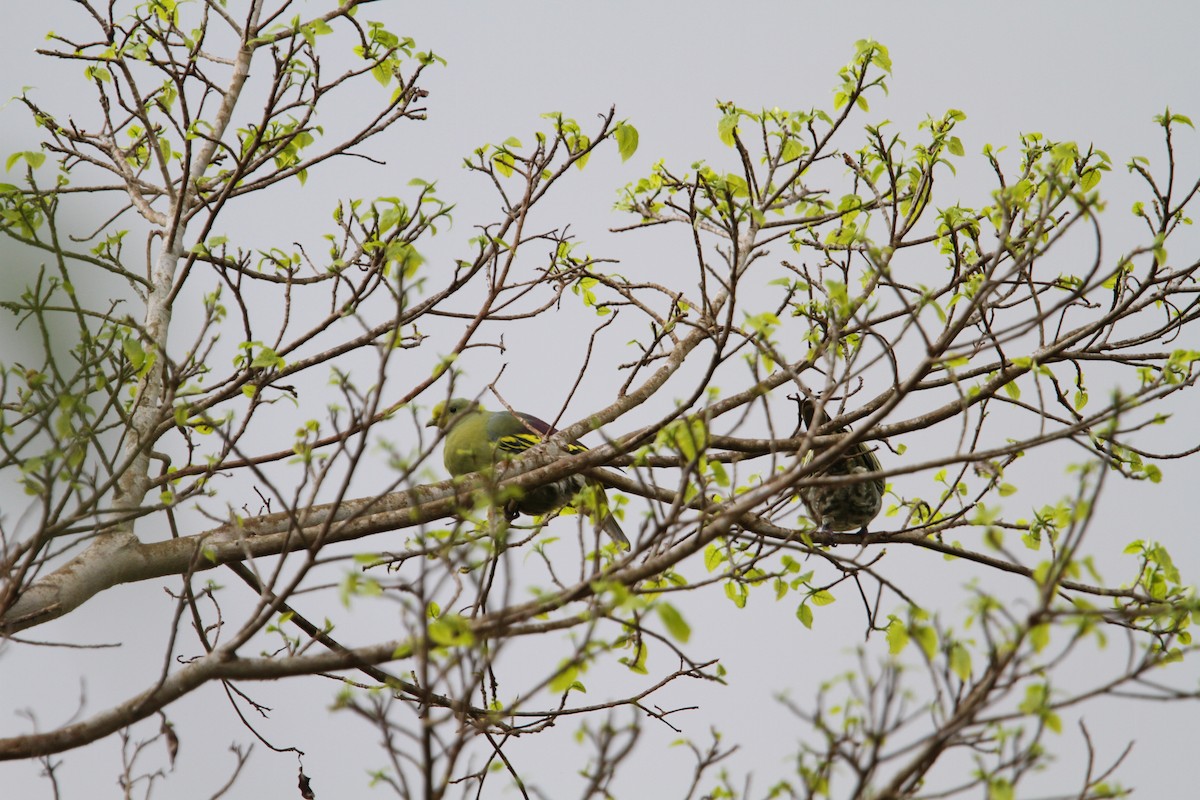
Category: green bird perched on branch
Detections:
[
  {"x1": 793, "y1": 395, "x2": 885, "y2": 534},
  {"x1": 427, "y1": 398, "x2": 629, "y2": 548}
]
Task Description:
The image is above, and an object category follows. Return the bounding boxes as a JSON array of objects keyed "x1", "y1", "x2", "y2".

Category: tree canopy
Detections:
[{"x1": 1, "y1": 3, "x2": 1197, "y2": 798}]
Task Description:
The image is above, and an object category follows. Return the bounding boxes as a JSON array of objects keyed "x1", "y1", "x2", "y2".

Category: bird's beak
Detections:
[{"x1": 425, "y1": 418, "x2": 437, "y2": 428}]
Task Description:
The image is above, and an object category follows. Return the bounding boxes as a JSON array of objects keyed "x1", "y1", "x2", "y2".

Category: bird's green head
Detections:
[{"x1": 427, "y1": 397, "x2": 480, "y2": 430}]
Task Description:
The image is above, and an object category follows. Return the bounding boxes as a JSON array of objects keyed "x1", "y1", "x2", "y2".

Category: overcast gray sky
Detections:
[{"x1": 1, "y1": 2, "x2": 1198, "y2": 797}]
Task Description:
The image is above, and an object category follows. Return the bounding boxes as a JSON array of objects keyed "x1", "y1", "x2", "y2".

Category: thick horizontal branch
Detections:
[{"x1": 1, "y1": 448, "x2": 616, "y2": 635}]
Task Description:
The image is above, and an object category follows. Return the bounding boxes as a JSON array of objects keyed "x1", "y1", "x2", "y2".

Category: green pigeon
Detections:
[
  {"x1": 426, "y1": 398, "x2": 629, "y2": 547},
  {"x1": 796, "y1": 398, "x2": 884, "y2": 533}
]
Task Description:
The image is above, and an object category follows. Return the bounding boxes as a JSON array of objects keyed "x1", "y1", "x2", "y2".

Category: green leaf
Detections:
[
  {"x1": 371, "y1": 61, "x2": 392, "y2": 87},
  {"x1": 810, "y1": 589, "x2": 835, "y2": 606},
  {"x1": 796, "y1": 602, "x2": 814, "y2": 629},
  {"x1": 949, "y1": 643, "x2": 972, "y2": 681},
  {"x1": 621, "y1": 642, "x2": 649, "y2": 674},
  {"x1": 6, "y1": 151, "x2": 45, "y2": 172},
  {"x1": 428, "y1": 615, "x2": 474, "y2": 647},
  {"x1": 1019, "y1": 682, "x2": 1049, "y2": 715},
  {"x1": 122, "y1": 337, "x2": 146, "y2": 370},
  {"x1": 913, "y1": 625, "x2": 938, "y2": 660},
  {"x1": 988, "y1": 778, "x2": 1014, "y2": 800},
  {"x1": 84, "y1": 65, "x2": 112, "y2": 83},
  {"x1": 886, "y1": 618, "x2": 908, "y2": 655},
  {"x1": 704, "y1": 543, "x2": 724, "y2": 572},
  {"x1": 615, "y1": 122, "x2": 639, "y2": 162},
  {"x1": 657, "y1": 603, "x2": 691, "y2": 644},
  {"x1": 781, "y1": 138, "x2": 805, "y2": 163},
  {"x1": 1029, "y1": 622, "x2": 1050, "y2": 653},
  {"x1": 718, "y1": 112, "x2": 738, "y2": 147},
  {"x1": 549, "y1": 663, "x2": 580, "y2": 694},
  {"x1": 708, "y1": 459, "x2": 730, "y2": 488},
  {"x1": 492, "y1": 152, "x2": 514, "y2": 178},
  {"x1": 249, "y1": 346, "x2": 285, "y2": 370}
]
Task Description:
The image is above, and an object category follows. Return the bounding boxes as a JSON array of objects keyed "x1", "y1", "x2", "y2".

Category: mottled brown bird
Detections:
[{"x1": 796, "y1": 398, "x2": 884, "y2": 533}]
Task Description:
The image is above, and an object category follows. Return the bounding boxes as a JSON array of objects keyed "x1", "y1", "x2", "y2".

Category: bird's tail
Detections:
[
  {"x1": 600, "y1": 512, "x2": 630, "y2": 549},
  {"x1": 579, "y1": 480, "x2": 630, "y2": 549}
]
